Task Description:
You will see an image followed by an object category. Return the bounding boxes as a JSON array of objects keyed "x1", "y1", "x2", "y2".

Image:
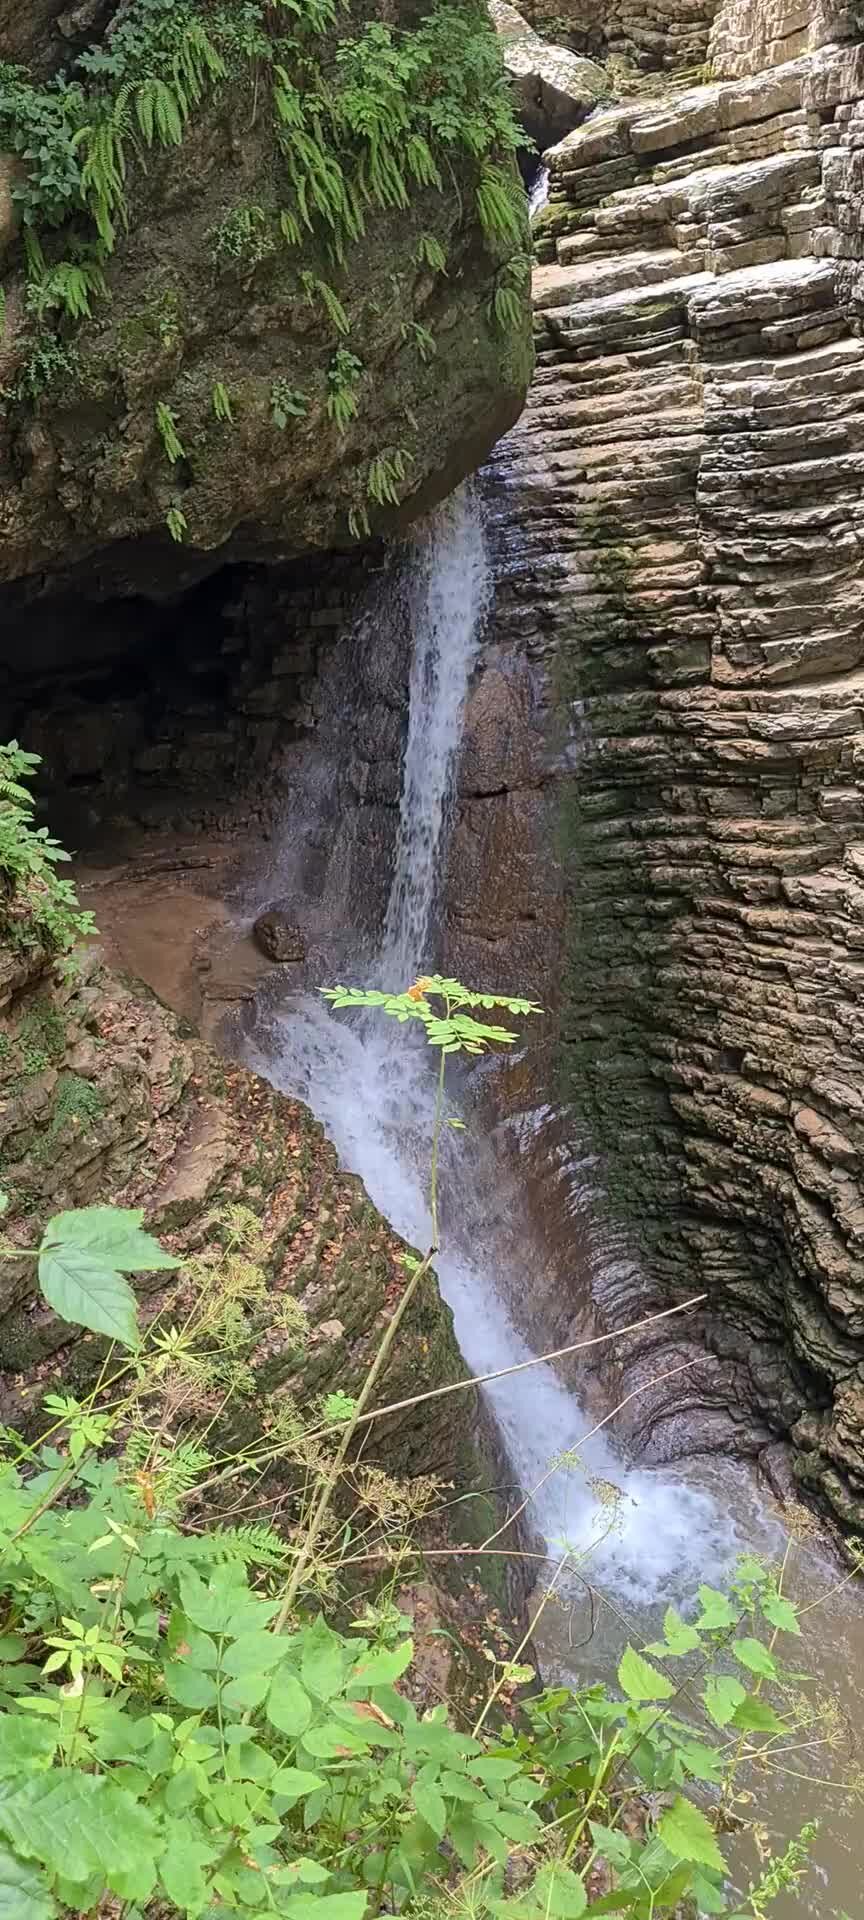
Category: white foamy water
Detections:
[
  {"x1": 242, "y1": 485, "x2": 773, "y2": 1609},
  {"x1": 529, "y1": 165, "x2": 550, "y2": 221},
  {"x1": 380, "y1": 488, "x2": 490, "y2": 981}
]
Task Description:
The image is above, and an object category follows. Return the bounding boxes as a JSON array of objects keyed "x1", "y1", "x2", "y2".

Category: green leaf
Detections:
[
  {"x1": 163, "y1": 1662, "x2": 219, "y2": 1709},
  {"x1": 37, "y1": 1243, "x2": 140, "y2": 1349},
  {"x1": 160, "y1": 1831, "x2": 214, "y2": 1913},
  {"x1": 588, "y1": 1823, "x2": 632, "y2": 1870},
  {"x1": 760, "y1": 1591, "x2": 801, "y2": 1635},
  {"x1": 301, "y1": 1617, "x2": 346, "y2": 1700},
  {"x1": 271, "y1": 1767, "x2": 326, "y2": 1805},
  {"x1": 658, "y1": 1795, "x2": 725, "y2": 1873},
  {"x1": 267, "y1": 1670, "x2": 312, "y2": 1737},
  {"x1": 732, "y1": 1637, "x2": 777, "y2": 1679},
  {"x1": 702, "y1": 1674, "x2": 746, "y2": 1728},
  {"x1": 696, "y1": 1586, "x2": 737, "y2": 1631},
  {"x1": 533, "y1": 1863, "x2": 587, "y2": 1916},
  {"x1": 690, "y1": 1869, "x2": 728, "y2": 1914},
  {"x1": 617, "y1": 1645, "x2": 674, "y2": 1703},
  {"x1": 0, "y1": 1719, "x2": 57, "y2": 1777},
  {"x1": 280, "y1": 1893, "x2": 367, "y2": 1920},
  {"x1": 41, "y1": 1207, "x2": 178, "y2": 1274},
  {"x1": 730, "y1": 1696, "x2": 784, "y2": 1734},
  {"x1": 413, "y1": 1781, "x2": 446, "y2": 1837},
  {"x1": 646, "y1": 1607, "x2": 702, "y2": 1658},
  {"x1": 222, "y1": 1631, "x2": 291, "y2": 1678},
  {"x1": 350, "y1": 1640, "x2": 412, "y2": 1686},
  {"x1": 0, "y1": 1844, "x2": 55, "y2": 1920},
  {"x1": 0, "y1": 1775, "x2": 158, "y2": 1900}
]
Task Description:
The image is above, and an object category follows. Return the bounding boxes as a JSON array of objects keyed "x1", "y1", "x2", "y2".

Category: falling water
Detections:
[
  {"x1": 380, "y1": 488, "x2": 490, "y2": 980},
  {"x1": 242, "y1": 483, "x2": 777, "y2": 1608}
]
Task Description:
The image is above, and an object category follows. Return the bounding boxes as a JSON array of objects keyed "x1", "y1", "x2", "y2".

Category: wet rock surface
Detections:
[
  {"x1": 481, "y1": 0, "x2": 864, "y2": 1533},
  {"x1": 253, "y1": 910, "x2": 307, "y2": 963}
]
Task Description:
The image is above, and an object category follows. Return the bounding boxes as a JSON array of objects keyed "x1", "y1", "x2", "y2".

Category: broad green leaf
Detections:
[
  {"x1": 163, "y1": 1662, "x2": 219, "y2": 1709},
  {"x1": 533, "y1": 1863, "x2": 587, "y2": 1917},
  {"x1": 267, "y1": 1670, "x2": 312, "y2": 1737},
  {"x1": 732, "y1": 1637, "x2": 777, "y2": 1679},
  {"x1": 222, "y1": 1670, "x2": 270, "y2": 1711},
  {"x1": 301, "y1": 1617, "x2": 346, "y2": 1700},
  {"x1": 690, "y1": 1869, "x2": 728, "y2": 1914},
  {"x1": 160, "y1": 1831, "x2": 214, "y2": 1912},
  {"x1": 583, "y1": 1896, "x2": 642, "y2": 1914},
  {"x1": 702, "y1": 1674, "x2": 746, "y2": 1728},
  {"x1": 0, "y1": 1844, "x2": 54, "y2": 1920},
  {"x1": 178, "y1": 1570, "x2": 272, "y2": 1636},
  {"x1": 0, "y1": 1718, "x2": 57, "y2": 1777},
  {"x1": 646, "y1": 1606, "x2": 702, "y2": 1658},
  {"x1": 0, "y1": 1774, "x2": 158, "y2": 1899},
  {"x1": 730, "y1": 1696, "x2": 784, "y2": 1734},
  {"x1": 271, "y1": 1767, "x2": 326, "y2": 1806},
  {"x1": 760, "y1": 1591, "x2": 801, "y2": 1636},
  {"x1": 696, "y1": 1586, "x2": 737, "y2": 1631},
  {"x1": 617, "y1": 1645, "x2": 674, "y2": 1703},
  {"x1": 469, "y1": 1756, "x2": 521, "y2": 1782},
  {"x1": 350, "y1": 1640, "x2": 412, "y2": 1686},
  {"x1": 588, "y1": 1822, "x2": 632, "y2": 1869},
  {"x1": 413, "y1": 1781, "x2": 446, "y2": 1837},
  {"x1": 674, "y1": 1739, "x2": 724, "y2": 1784},
  {"x1": 222, "y1": 1631, "x2": 289, "y2": 1678},
  {"x1": 37, "y1": 1244, "x2": 140, "y2": 1349},
  {"x1": 279, "y1": 1892, "x2": 367, "y2": 1920},
  {"x1": 42, "y1": 1208, "x2": 179, "y2": 1272},
  {"x1": 658, "y1": 1795, "x2": 725, "y2": 1873}
]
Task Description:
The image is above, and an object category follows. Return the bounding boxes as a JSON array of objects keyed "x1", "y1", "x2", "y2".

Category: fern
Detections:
[
  {"x1": 27, "y1": 258, "x2": 107, "y2": 322},
  {"x1": 366, "y1": 447, "x2": 411, "y2": 506},
  {"x1": 414, "y1": 231, "x2": 447, "y2": 273},
  {"x1": 326, "y1": 347, "x2": 362, "y2": 429},
  {"x1": 165, "y1": 502, "x2": 188, "y2": 542},
  {"x1": 300, "y1": 270, "x2": 350, "y2": 337},
  {"x1": 400, "y1": 319, "x2": 436, "y2": 362},
  {"x1": 476, "y1": 164, "x2": 526, "y2": 247},
  {"x1": 155, "y1": 400, "x2": 185, "y2": 464},
  {"x1": 212, "y1": 379, "x2": 234, "y2": 423}
]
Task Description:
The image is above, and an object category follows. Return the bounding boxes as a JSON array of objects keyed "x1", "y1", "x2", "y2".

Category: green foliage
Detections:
[
  {"x1": 322, "y1": 976, "x2": 542, "y2": 1056},
  {"x1": 414, "y1": 231, "x2": 448, "y2": 273},
  {"x1": 155, "y1": 399, "x2": 185, "y2": 464},
  {"x1": 400, "y1": 319, "x2": 436, "y2": 361},
  {"x1": 366, "y1": 447, "x2": 412, "y2": 507},
  {"x1": 0, "y1": 0, "x2": 529, "y2": 411},
  {"x1": 165, "y1": 501, "x2": 188, "y2": 542},
  {"x1": 490, "y1": 250, "x2": 532, "y2": 332},
  {"x1": 212, "y1": 378, "x2": 235, "y2": 423},
  {"x1": 0, "y1": 743, "x2": 95, "y2": 958},
  {"x1": 211, "y1": 203, "x2": 277, "y2": 270},
  {"x1": 326, "y1": 348, "x2": 363, "y2": 430},
  {"x1": 271, "y1": 379, "x2": 309, "y2": 430}
]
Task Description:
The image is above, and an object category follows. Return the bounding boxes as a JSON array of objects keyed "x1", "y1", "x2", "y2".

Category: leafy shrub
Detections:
[
  {"x1": 0, "y1": 743, "x2": 95, "y2": 958},
  {"x1": 0, "y1": 980, "x2": 858, "y2": 1914}
]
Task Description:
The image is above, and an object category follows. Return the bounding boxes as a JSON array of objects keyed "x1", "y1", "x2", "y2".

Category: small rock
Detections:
[{"x1": 253, "y1": 910, "x2": 306, "y2": 964}]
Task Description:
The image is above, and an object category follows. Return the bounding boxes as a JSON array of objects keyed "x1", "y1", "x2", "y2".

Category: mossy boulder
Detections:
[{"x1": 0, "y1": 0, "x2": 534, "y2": 599}]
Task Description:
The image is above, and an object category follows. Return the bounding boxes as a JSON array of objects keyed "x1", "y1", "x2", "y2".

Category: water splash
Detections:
[{"x1": 380, "y1": 487, "x2": 489, "y2": 982}]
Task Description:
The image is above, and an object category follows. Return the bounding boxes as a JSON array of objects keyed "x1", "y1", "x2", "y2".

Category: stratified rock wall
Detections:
[{"x1": 498, "y1": 0, "x2": 864, "y2": 1529}]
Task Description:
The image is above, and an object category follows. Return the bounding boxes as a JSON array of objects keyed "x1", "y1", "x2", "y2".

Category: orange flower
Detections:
[{"x1": 407, "y1": 976, "x2": 433, "y2": 1002}]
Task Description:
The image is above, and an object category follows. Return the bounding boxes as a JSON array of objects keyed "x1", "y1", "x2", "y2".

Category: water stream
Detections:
[{"x1": 240, "y1": 486, "x2": 864, "y2": 1917}]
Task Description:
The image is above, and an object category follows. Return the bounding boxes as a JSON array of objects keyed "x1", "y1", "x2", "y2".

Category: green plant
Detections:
[
  {"x1": 0, "y1": 743, "x2": 95, "y2": 958},
  {"x1": 400, "y1": 319, "x2": 436, "y2": 361},
  {"x1": 326, "y1": 348, "x2": 363, "y2": 429},
  {"x1": 490, "y1": 250, "x2": 532, "y2": 332},
  {"x1": 165, "y1": 501, "x2": 188, "y2": 542},
  {"x1": 300, "y1": 270, "x2": 351, "y2": 337},
  {"x1": 271, "y1": 379, "x2": 309, "y2": 430},
  {"x1": 155, "y1": 398, "x2": 185, "y2": 464},
  {"x1": 414, "y1": 231, "x2": 447, "y2": 273},
  {"x1": 0, "y1": 972, "x2": 858, "y2": 1915},
  {"x1": 366, "y1": 447, "x2": 413, "y2": 506},
  {"x1": 212, "y1": 378, "x2": 235, "y2": 423},
  {"x1": 211, "y1": 202, "x2": 277, "y2": 269}
]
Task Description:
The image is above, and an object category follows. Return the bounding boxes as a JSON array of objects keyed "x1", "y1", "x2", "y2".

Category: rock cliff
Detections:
[
  {"x1": 483, "y1": 0, "x2": 864, "y2": 1532},
  {"x1": 0, "y1": 0, "x2": 532, "y2": 598}
]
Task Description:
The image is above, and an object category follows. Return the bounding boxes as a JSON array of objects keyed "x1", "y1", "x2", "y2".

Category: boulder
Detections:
[
  {"x1": 253, "y1": 910, "x2": 307, "y2": 964},
  {"x1": 489, "y1": 0, "x2": 606, "y2": 149}
]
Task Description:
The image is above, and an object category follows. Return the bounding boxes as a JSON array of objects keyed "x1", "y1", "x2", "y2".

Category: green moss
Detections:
[{"x1": 33, "y1": 1072, "x2": 104, "y2": 1161}]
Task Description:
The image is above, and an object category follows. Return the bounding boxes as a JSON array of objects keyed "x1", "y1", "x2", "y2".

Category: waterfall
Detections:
[
  {"x1": 241, "y1": 485, "x2": 780, "y2": 1613},
  {"x1": 380, "y1": 489, "x2": 489, "y2": 981}
]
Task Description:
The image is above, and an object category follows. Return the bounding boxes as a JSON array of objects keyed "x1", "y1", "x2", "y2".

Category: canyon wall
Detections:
[{"x1": 478, "y1": 0, "x2": 864, "y2": 1531}]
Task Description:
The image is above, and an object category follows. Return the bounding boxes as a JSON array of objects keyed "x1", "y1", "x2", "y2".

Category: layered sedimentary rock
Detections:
[
  {"x1": 488, "y1": 0, "x2": 864, "y2": 1529},
  {"x1": 516, "y1": 0, "x2": 718, "y2": 77},
  {"x1": 489, "y1": 0, "x2": 607, "y2": 147}
]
